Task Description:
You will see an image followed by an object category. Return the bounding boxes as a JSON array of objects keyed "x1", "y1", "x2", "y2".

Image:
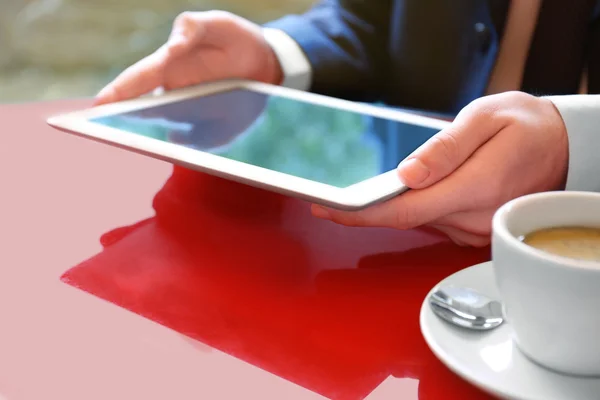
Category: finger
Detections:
[
  {"x1": 428, "y1": 225, "x2": 469, "y2": 246},
  {"x1": 311, "y1": 185, "x2": 459, "y2": 230},
  {"x1": 94, "y1": 12, "x2": 206, "y2": 105},
  {"x1": 397, "y1": 94, "x2": 510, "y2": 189},
  {"x1": 170, "y1": 11, "x2": 242, "y2": 48},
  {"x1": 428, "y1": 224, "x2": 491, "y2": 247},
  {"x1": 167, "y1": 12, "x2": 208, "y2": 56},
  {"x1": 94, "y1": 48, "x2": 168, "y2": 105},
  {"x1": 432, "y1": 208, "x2": 497, "y2": 237}
]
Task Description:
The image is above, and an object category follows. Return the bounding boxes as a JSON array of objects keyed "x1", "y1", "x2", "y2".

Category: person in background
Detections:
[{"x1": 95, "y1": 0, "x2": 600, "y2": 246}]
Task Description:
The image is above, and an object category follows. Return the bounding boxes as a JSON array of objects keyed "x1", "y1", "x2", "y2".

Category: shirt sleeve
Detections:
[
  {"x1": 262, "y1": 27, "x2": 312, "y2": 91},
  {"x1": 546, "y1": 95, "x2": 600, "y2": 192}
]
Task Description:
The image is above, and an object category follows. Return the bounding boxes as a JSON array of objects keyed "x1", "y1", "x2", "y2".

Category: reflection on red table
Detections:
[{"x1": 0, "y1": 99, "x2": 492, "y2": 400}]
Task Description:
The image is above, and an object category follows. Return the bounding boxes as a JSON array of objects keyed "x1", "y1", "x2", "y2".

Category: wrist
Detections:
[
  {"x1": 261, "y1": 27, "x2": 312, "y2": 90},
  {"x1": 263, "y1": 45, "x2": 284, "y2": 85},
  {"x1": 544, "y1": 98, "x2": 570, "y2": 190}
]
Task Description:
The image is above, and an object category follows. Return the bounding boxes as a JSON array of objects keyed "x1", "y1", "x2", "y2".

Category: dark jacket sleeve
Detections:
[
  {"x1": 586, "y1": 1, "x2": 600, "y2": 93},
  {"x1": 264, "y1": 0, "x2": 393, "y2": 103}
]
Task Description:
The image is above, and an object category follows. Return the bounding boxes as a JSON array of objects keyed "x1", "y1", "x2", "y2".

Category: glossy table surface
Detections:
[{"x1": 0, "y1": 99, "x2": 494, "y2": 400}]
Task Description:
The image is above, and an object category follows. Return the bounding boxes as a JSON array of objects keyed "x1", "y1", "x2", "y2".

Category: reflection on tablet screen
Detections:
[{"x1": 90, "y1": 89, "x2": 439, "y2": 188}]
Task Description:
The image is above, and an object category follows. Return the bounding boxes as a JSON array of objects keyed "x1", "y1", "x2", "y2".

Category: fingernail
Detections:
[
  {"x1": 312, "y1": 205, "x2": 331, "y2": 220},
  {"x1": 398, "y1": 158, "x2": 430, "y2": 185}
]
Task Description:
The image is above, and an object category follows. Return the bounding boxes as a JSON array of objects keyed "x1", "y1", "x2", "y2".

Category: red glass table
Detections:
[{"x1": 0, "y1": 99, "x2": 493, "y2": 400}]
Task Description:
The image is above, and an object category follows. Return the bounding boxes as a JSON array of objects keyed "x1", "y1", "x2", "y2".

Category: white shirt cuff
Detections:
[
  {"x1": 546, "y1": 95, "x2": 600, "y2": 192},
  {"x1": 262, "y1": 27, "x2": 312, "y2": 91}
]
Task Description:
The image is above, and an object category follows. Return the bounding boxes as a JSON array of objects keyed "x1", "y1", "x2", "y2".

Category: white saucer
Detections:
[{"x1": 420, "y1": 261, "x2": 600, "y2": 400}]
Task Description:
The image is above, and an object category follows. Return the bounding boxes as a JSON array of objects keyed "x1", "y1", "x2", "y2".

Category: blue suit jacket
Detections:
[{"x1": 266, "y1": 0, "x2": 600, "y2": 114}]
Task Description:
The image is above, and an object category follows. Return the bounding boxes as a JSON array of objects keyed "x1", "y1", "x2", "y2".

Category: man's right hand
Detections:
[{"x1": 94, "y1": 11, "x2": 283, "y2": 105}]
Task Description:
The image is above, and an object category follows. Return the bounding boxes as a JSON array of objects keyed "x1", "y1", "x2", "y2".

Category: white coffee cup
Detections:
[{"x1": 492, "y1": 191, "x2": 600, "y2": 376}]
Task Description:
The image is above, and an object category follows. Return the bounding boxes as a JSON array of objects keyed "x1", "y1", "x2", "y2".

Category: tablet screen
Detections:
[{"x1": 90, "y1": 89, "x2": 440, "y2": 188}]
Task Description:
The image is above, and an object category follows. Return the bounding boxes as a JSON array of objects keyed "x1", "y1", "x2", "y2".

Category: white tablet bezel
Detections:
[{"x1": 47, "y1": 79, "x2": 450, "y2": 210}]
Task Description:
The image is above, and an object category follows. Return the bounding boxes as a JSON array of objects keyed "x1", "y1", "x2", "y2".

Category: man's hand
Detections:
[
  {"x1": 94, "y1": 11, "x2": 283, "y2": 105},
  {"x1": 312, "y1": 91, "x2": 570, "y2": 247}
]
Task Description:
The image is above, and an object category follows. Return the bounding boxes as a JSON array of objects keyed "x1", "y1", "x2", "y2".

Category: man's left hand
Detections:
[{"x1": 311, "y1": 91, "x2": 569, "y2": 247}]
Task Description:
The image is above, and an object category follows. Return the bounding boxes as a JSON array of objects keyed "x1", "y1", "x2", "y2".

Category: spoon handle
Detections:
[{"x1": 429, "y1": 294, "x2": 504, "y2": 331}]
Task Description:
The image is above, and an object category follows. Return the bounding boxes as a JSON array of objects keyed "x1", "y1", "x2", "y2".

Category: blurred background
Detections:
[
  {"x1": 0, "y1": 0, "x2": 432, "y2": 185},
  {"x1": 0, "y1": 0, "x2": 314, "y2": 103}
]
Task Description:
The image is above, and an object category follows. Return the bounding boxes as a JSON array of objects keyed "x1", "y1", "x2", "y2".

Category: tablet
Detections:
[{"x1": 47, "y1": 79, "x2": 450, "y2": 210}]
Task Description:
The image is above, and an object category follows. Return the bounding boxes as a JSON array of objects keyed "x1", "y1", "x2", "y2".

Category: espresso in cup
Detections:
[
  {"x1": 492, "y1": 191, "x2": 600, "y2": 376},
  {"x1": 520, "y1": 226, "x2": 600, "y2": 262}
]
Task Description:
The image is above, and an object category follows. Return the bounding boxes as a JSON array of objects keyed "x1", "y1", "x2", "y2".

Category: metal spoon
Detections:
[{"x1": 429, "y1": 285, "x2": 504, "y2": 331}]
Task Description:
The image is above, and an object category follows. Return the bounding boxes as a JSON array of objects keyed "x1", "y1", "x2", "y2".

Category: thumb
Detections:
[{"x1": 397, "y1": 98, "x2": 509, "y2": 189}]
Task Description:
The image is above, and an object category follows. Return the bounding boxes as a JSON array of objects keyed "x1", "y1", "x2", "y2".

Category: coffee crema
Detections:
[{"x1": 521, "y1": 227, "x2": 600, "y2": 262}]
